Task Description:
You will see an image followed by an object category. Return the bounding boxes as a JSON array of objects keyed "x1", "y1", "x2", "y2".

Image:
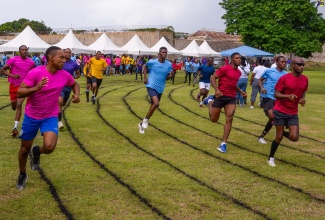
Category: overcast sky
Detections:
[{"x1": 1, "y1": 0, "x2": 325, "y2": 34}]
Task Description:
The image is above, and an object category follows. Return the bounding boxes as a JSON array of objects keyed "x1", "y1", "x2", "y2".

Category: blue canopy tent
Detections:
[{"x1": 220, "y1": 45, "x2": 273, "y2": 57}]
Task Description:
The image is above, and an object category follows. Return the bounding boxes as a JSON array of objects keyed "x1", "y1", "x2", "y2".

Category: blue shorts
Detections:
[
  {"x1": 20, "y1": 114, "x2": 58, "y2": 141},
  {"x1": 60, "y1": 86, "x2": 72, "y2": 103},
  {"x1": 147, "y1": 87, "x2": 162, "y2": 102}
]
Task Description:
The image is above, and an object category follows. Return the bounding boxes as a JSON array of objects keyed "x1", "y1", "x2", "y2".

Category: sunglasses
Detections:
[{"x1": 294, "y1": 63, "x2": 305, "y2": 66}]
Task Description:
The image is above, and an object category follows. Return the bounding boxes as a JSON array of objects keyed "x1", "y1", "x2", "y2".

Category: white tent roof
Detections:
[
  {"x1": 0, "y1": 26, "x2": 51, "y2": 52},
  {"x1": 181, "y1": 40, "x2": 210, "y2": 57},
  {"x1": 54, "y1": 29, "x2": 92, "y2": 54},
  {"x1": 121, "y1": 35, "x2": 156, "y2": 55},
  {"x1": 151, "y1": 37, "x2": 182, "y2": 55},
  {"x1": 88, "y1": 33, "x2": 126, "y2": 54},
  {"x1": 199, "y1": 40, "x2": 221, "y2": 57}
]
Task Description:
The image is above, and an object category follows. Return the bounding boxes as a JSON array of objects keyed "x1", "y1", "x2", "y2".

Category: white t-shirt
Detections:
[
  {"x1": 239, "y1": 63, "x2": 250, "y2": 79},
  {"x1": 271, "y1": 63, "x2": 277, "y2": 68},
  {"x1": 253, "y1": 65, "x2": 267, "y2": 79}
]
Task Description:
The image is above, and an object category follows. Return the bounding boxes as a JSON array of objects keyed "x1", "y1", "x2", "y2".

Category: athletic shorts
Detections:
[
  {"x1": 86, "y1": 76, "x2": 92, "y2": 85},
  {"x1": 9, "y1": 83, "x2": 19, "y2": 102},
  {"x1": 126, "y1": 64, "x2": 130, "y2": 70},
  {"x1": 212, "y1": 96, "x2": 236, "y2": 108},
  {"x1": 147, "y1": 87, "x2": 162, "y2": 102},
  {"x1": 273, "y1": 110, "x2": 299, "y2": 127},
  {"x1": 193, "y1": 72, "x2": 198, "y2": 78},
  {"x1": 20, "y1": 114, "x2": 58, "y2": 141},
  {"x1": 199, "y1": 82, "x2": 211, "y2": 91},
  {"x1": 60, "y1": 86, "x2": 72, "y2": 103},
  {"x1": 91, "y1": 77, "x2": 103, "y2": 88},
  {"x1": 261, "y1": 97, "x2": 274, "y2": 115},
  {"x1": 115, "y1": 65, "x2": 120, "y2": 71}
]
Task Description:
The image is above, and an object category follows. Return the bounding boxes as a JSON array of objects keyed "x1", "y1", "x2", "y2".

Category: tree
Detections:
[
  {"x1": 0, "y1": 18, "x2": 52, "y2": 34},
  {"x1": 219, "y1": 0, "x2": 325, "y2": 57}
]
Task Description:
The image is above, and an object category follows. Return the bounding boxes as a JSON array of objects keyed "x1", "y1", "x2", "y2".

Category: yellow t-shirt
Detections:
[
  {"x1": 89, "y1": 58, "x2": 107, "y2": 79},
  {"x1": 83, "y1": 63, "x2": 92, "y2": 78},
  {"x1": 121, "y1": 57, "x2": 126, "y2": 65},
  {"x1": 125, "y1": 57, "x2": 132, "y2": 65}
]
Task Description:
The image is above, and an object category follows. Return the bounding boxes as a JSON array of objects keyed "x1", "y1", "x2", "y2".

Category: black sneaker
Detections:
[
  {"x1": 11, "y1": 128, "x2": 18, "y2": 137},
  {"x1": 92, "y1": 97, "x2": 96, "y2": 105},
  {"x1": 29, "y1": 145, "x2": 40, "y2": 170},
  {"x1": 16, "y1": 174, "x2": 28, "y2": 190}
]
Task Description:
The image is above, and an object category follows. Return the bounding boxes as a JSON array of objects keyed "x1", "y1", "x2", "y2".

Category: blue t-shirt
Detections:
[
  {"x1": 185, "y1": 61, "x2": 193, "y2": 72},
  {"x1": 35, "y1": 57, "x2": 42, "y2": 66},
  {"x1": 145, "y1": 58, "x2": 172, "y2": 94},
  {"x1": 63, "y1": 59, "x2": 79, "y2": 76},
  {"x1": 3, "y1": 55, "x2": 7, "y2": 64},
  {"x1": 192, "y1": 63, "x2": 200, "y2": 73},
  {"x1": 198, "y1": 64, "x2": 215, "y2": 83},
  {"x1": 261, "y1": 68, "x2": 287, "y2": 100}
]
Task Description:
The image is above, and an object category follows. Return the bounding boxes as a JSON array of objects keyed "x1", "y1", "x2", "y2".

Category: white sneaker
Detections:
[
  {"x1": 267, "y1": 158, "x2": 276, "y2": 167},
  {"x1": 58, "y1": 121, "x2": 64, "y2": 130},
  {"x1": 258, "y1": 137, "x2": 267, "y2": 144},
  {"x1": 142, "y1": 118, "x2": 149, "y2": 129},
  {"x1": 250, "y1": 106, "x2": 254, "y2": 109},
  {"x1": 199, "y1": 101, "x2": 203, "y2": 107},
  {"x1": 138, "y1": 123, "x2": 145, "y2": 134}
]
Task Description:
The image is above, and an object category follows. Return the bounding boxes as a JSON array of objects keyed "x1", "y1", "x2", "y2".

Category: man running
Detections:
[
  {"x1": 88, "y1": 51, "x2": 108, "y2": 104},
  {"x1": 0, "y1": 45, "x2": 35, "y2": 137},
  {"x1": 267, "y1": 57, "x2": 308, "y2": 167},
  {"x1": 58, "y1": 48, "x2": 80, "y2": 130},
  {"x1": 196, "y1": 57, "x2": 215, "y2": 107},
  {"x1": 138, "y1": 47, "x2": 173, "y2": 134},
  {"x1": 203, "y1": 52, "x2": 246, "y2": 153},
  {"x1": 16, "y1": 46, "x2": 80, "y2": 189},
  {"x1": 257, "y1": 56, "x2": 287, "y2": 144}
]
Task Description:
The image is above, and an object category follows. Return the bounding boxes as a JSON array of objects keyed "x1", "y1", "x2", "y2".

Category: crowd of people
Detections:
[{"x1": 0, "y1": 45, "x2": 308, "y2": 190}]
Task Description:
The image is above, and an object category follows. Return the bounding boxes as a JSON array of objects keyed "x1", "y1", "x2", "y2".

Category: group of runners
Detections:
[{"x1": 1, "y1": 45, "x2": 308, "y2": 190}]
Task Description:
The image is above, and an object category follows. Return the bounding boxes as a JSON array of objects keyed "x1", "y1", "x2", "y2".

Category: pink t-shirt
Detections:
[
  {"x1": 274, "y1": 73, "x2": 308, "y2": 115},
  {"x1": 105, "y1": 58, "x2": 111, "y2": 66},
  {"x1": 215, "y1": 65, "x2": 241, "y2": 97},
  {"x1": 6, "y1": 56, "x2": 35, "y2": 86},
  {"x1": 23, "y1": 66, "x2": 75, "y2": 120}
]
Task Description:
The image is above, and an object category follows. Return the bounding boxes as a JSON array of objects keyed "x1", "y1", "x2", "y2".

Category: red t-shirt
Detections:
[
  {"x1": 274, "y1": 73, "x2": 308, "y2": 115},
  {"x1": 215, "y1": 65, "x2": 241, "y2": 97}
]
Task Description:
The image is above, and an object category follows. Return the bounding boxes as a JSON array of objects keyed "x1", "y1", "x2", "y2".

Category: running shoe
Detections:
[
  {"x1": 138, "y1": 122, "x2": 145, "y2": 134},
  {"x1": 16, "y1": 174, "x2": 28, "y2": 190},
  {"x1": 250, "y1": 106, "x2": 254, "y2": 109},
  {"x1": 199, "y1": 101, "x2": 203, "y2": 107},
  {"x1": 58, "y1": 121, "x2": 64, "y2": 130},
  {"x1": 258, "y1": 137, "x2": 267, "y2": 144},
  {"x1": 142, "y1": 118, "x2": 149, "y2": 129},
  {"x1": 29, "y1": 145, "x2": 40, "y2": 170},
  {"x1": 203, "y1": 95, "x2": 215, "y2": 105},
  {"x1": 92, "y1": 97, "x2": 96, "y2": 105},
  {"x1": 267, "y1": 158, "x2": 276, "y2": 167},
  {"x1": 217, "y1": 143, "x2": 227, "y2": 153},
  {"x1": 11, "y1": 128, "x2": 18, "y2": 137}
]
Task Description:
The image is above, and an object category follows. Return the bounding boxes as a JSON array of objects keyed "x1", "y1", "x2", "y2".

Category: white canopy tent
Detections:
[
  {"x1": 151, "y1": 37, "x2": 182, "y2": 55},
  {"x1": 0, "y1": 26, "x2": 51, "y2": 52},
  {"x1": 121, "y1": 35, "x2": 156, "y2": 55},
  {"x1": 199, "y1": 40, "x2": 221, "y2": 57},
  {"x1": 54, "y1": 29, "x2": 92, "y2": 54},
  {"x1": 181, "y1": 40, "x2": 210, "y2": 57},
  {"x1": 88, "y1": 33, "x2": 126, "y2": 54}
]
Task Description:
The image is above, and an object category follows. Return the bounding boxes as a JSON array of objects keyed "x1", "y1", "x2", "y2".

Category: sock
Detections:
[
  {"x1": 20, "y1": 171, "x2": 26, "y2": 177},
  {"x1": 221, "y1": 142, "x2": 226, "y2": 146},
  {"x1": 269, "y1": 140, "x2": 280, "y2": 159},
  {"x1": 86, "y1": 91, "x2": 89, "y2": 101},
  {"x1": 262, "y1": 122, "x2": 273, "y2": 135},
  {"x1": 14, "y1": 121, "x2": 19, "y2": 129},
  {"x1": 283, "y1": 131, "x2": 290, "y2": 139},
  {"x1": 58, "y1": 113, "x2": 62, "y2": 121},
  {"x1": 34, "y1": 146, "x2": 40, "y2": 157}
]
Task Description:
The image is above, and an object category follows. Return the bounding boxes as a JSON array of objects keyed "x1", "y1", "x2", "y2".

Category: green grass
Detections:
[{"x1": 0, "y1": 71, "x2": 324, "y2": 219}]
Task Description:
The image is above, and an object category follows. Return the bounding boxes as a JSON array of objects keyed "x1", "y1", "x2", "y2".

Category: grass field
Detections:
[{"x1": 0, "y1": 70, "x2": 324, "y2": 220}]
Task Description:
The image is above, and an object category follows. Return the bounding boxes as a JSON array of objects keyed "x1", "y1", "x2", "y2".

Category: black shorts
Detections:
[
  {"x1": 91, "y1": 77, "x2": 103, "y2": 88},
  {"x1": 86, "y1": 76, "x2": 92, "y2": 85},
  {"x1": 261, "y1": 97, "x2": 274, "y2": 115},
  {"x1": 273, "y1": 110, "x2": 299, "y2": 127},
  {"x1": 212, "y1": 96, "x2": 236, "y2": 108},
  {"x1": 147, "y1": 87, "x2": 162, "y2": 102}
]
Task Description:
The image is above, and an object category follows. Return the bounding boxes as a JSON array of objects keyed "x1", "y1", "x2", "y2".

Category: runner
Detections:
[
  {"x1": 83, "y1": 60, "x2": 92, "y2": 102},
  {"x1": 16, "y1": 46, "x2": 80, "y2": 189},
  {"x1": 138, "y1": 47, "x2": 173, "y2": 134},
  {"x1": 0, "y1": 45, "x2": 35, "y2": 137},
  {"x1": 88, "y1": 51, "x2": 108, "y2": 105},
  {"x1": 267, "y1": 57, "x2": 308, "y2": 167},
  {"x1": 196, "y1": 57, "x2": 215, "y2": 107},
  {"x1": 257, "y1": 56, "x2": 287, "y2": 144},
  {"x1": 203, "y1": 52, "x2": 246, "y2": 153},
  {"x1": 58, "y1": 48, "x2": 80, "y2": 130}
]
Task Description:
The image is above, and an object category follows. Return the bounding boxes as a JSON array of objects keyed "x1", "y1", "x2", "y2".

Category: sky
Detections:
[{"x1": 1, "y1": 0, "x2": 325, "y2": 34}]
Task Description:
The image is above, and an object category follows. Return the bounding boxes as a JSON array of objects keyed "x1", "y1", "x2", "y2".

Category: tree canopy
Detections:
[
  {"x1": 0, "y1": 18, "x2": 52, "y2": 34},
  {"x1": 219, "y1": 0, "x2": 325, "y2": 57}
]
